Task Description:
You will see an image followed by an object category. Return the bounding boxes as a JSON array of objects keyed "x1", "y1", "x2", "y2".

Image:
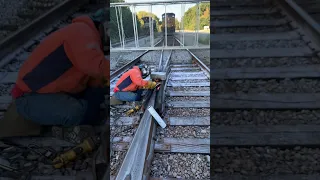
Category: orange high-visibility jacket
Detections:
[
  {"x1": 15, "y1": 16, "x2": 109, "y2": 94},
  {"x1": 114, "y1": 66, "x2": 148, "y2": 92}
]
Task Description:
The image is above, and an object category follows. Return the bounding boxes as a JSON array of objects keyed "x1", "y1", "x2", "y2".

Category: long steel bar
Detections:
[
  {"x1": 118, "y1": 7, "x2": 125, "y2": 49},
  {"x1": 131, "y1": 5, "x2": 137, "y2": 48},
  {"x1": 111, "y1": 0, "x2": 209, "y2": 6},
  {"x1": 165, "y1": 5, "x2": 167, "y2": 47},
  {"x1": 277, "y1": 0, "x2": 320, "y2": 54},
  {"x1": 115, "y1": 6, "x2": 122, "y2": 48},
  {"x1": 151, "y1": 6, "x2": 154, "y2": 47},
  {"x1": 115, "y1": 92, "x2": 157, "y2": 180},
  {"x1": 158, "y1": 49, "x2": 164, "y2": 71},
  {"x1": 149, "y1": 6, "x2": 153, "y2": 47},
  {"x1": 110, "y1": 46, "x2": 209, "y2": 51},
  {"x1": 182, "y1": 3, "x2": 185, "y2": 46},
  {"x1": 174, "y1": 37, "x2": 210, "y2": 76},
  {"x1": 196, "y1": 2, "x2": 200, "y2": 47},
  {"x1": 134, "y1": 6, "x2": 139, "y2": 47}
]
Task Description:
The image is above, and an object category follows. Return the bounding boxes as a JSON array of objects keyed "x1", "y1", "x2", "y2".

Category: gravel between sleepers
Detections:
[
  {"x1": 167, "y1": 97, "x2": 210, "y2": 102},
  {"x1": 169, "y1": 80, "x2": 209, "y2": 84},
  {"x1": 167, "y1": 87, "x2": 210, "y2": 91},
  {"x1": 212, "y1": 109, "x2": 320, "y2": 125},
  {"x1": 213, "y1": 147, "x2": 320, "y2": 175},
  {"x1": 212, "y1": 79, "x2": 320, "y2": 93},
  {"x1": 0, "y1": 146, "x2": 92, "y2": 177},
  {"x1": 0, "y1": 84, "x2": 14, "y2": 96},
  {"x1": 110, "y1": 150, "x2": 127, "y2": 176},
  {"x1": 151, "y1": 153, "x2": 210, "y2": 179},
  {"x1": 156, "y1": 126, "x2": 210, "y2": 139},
  {"x1": 166, "y1": 108, "x2": 210, "y2": 117}
]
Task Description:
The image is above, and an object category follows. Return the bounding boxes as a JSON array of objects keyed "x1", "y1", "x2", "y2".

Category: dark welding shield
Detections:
[{"x1": 138, "y1": 64, "x2": 151, "y2": 79}]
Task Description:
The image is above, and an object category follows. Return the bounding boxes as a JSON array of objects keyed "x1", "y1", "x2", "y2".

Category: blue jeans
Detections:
[
  {"x1": 114, "y1": 89, "x2": 144, "y2": 102},
  {"x1": 15, "y1": 87, "x2": 106, "y2": 127}
]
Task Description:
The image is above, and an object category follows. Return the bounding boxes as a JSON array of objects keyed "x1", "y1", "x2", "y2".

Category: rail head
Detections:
[
  {"x1": 277, "y1": 0, "x2": 320, "y2": 52},
  {"x1": 173, "y1": 36, "x2": 210, "y2": 77},
  {"x1": 115, "y1": 91, "x2": 157, "y2": 180}
]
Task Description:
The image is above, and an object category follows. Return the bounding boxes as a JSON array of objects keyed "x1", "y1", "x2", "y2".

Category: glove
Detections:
[{"x1": 142, "y1": 81, "x2": 157, "y2": 89}]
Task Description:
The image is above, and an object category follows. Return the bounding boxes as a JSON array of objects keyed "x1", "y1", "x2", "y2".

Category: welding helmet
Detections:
[{"x1": 138, "y1": 64, "x2": 150, "y2": 79}]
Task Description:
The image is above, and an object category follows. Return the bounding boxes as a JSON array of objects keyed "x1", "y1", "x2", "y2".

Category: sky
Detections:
[{"x1": 124, "y1": 0, "x2": 195, "y2": 20}]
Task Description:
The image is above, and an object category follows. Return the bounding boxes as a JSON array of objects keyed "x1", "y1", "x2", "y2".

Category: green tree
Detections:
[
  {"x1": 182, "y1": 3, "x2": 210, "y2": 30},
  {"x1": 110, "y1": 0, "x2": 142, "y2": 42},
  {"x1": 136, "y1": 11, "x2": 161, "y2": 32},
  {"x1": 175, "y1": 18, "x2": 180, "y2": 30}
]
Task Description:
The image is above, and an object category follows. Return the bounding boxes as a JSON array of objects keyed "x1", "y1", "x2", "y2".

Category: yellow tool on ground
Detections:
[
  {"x1": 126, "y1": 105, "x2": 141, "y2": 116},
  {"x1": 52, "y1": 136, "x2": 99, "y2": 168}
]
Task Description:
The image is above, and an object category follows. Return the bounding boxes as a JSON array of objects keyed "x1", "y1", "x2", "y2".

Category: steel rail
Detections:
[
  {"x1": 110, "y1": 38, "x2": 163, "y2": 80},
  {"x1": 115, "y1": 41, "x2": 173, "y2": 180},
  {"x1": 0, "y1": 0, "x2": 90, "y2": 62},
  {"x1": 115, "y1": 91, "x2": 157, "y2": 180},
  {"x1": 174, "y1": 37, "x2": 210, "y2": 76},
  {"x1": 158, "y1": 49, "x2": 164, "y2": 71},
  {"x1": 110, "y1": 46, "x2": 210, "y2": 51},
  {"x1": 113, "y1": 36, "x2": 208, "y2": 179},
  {"x1": 277, "y1": 0, "x2": 320, "y2": 56},
  {"x1": 143, "y1": 49, "x2": 172, "y2": 180}
]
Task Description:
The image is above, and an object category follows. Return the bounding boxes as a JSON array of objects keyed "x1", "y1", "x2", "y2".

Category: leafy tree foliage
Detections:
[
  {"x1": 175, "y1": 18, "x2": 180, "y2": 30},
  {"x1": 137, "y1": 11, "x2": 161, "y2": 32},
  {"x1": 182, "y1": 3, "x2": 210, "y2": 30},
  {"x1": 110, "y1": 0, "x2": 160, "y2": 42}
]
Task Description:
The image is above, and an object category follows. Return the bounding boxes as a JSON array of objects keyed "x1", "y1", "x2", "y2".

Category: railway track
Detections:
[
  {"x1": 295, "y1": 0, "x2": 320, "y2": 24},
  {"x1": 211, "y1": 0, "x2": 320, "y2": 179},
  {"x1": 110, "y1": 36, "x2": 210, "y2": 179},
  {"x1": 0, "y1": 1, "x2": 108, "y2": 179}
]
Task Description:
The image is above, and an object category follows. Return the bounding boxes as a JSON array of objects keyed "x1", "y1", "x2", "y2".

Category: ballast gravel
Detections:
[
  {"x1": 213, "y1": 147, "x2": 320, "y2": 175},
  {"x1": 166, "y1": 108, "x2": 210, "y2": 117},
  {"x1": 156, "y1": 126, "x2": 210, "y2": 139},
  {"x1": 151, "y1": 153, "x2": 210, "y2": 179},
  {"x1": 212, "y1": 109, "x2": 320, "y2": 125}
]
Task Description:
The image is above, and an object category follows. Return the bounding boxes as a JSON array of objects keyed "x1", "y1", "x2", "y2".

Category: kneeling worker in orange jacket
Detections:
[
  {"x1": 110, "y1": 64, "x2": 157, "y2": 105},
  {"x1": 11, "y1": 9, "x2": 109, "y2": 127}
]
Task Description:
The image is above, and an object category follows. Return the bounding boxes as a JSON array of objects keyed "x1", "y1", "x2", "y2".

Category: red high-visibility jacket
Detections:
[
  {"x1": 113, "y1": 66, "x2": 148, "y2": 92},
  {"x1": 13, "y1": 16, "x2": 109, "y2": 98}
]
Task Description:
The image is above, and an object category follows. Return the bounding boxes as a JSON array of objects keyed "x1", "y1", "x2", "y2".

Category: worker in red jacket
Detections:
[
  {"x1": 11, "y1": 9, "x2": 109, "y2": 127},
  {"x1": 110, "y1": 64, "x2": 157, "y2": 105}
]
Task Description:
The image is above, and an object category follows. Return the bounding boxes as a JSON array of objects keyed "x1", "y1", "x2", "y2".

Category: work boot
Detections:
[
  {"x1": 52, "y1": 125, "x2": 95, "y2": 144},
  {"x1": 126, "y1": 101, "x2": 142, "y2": 107},
  {"x1": 110, "y1": 95, "x2": 124, "y2": 105}
]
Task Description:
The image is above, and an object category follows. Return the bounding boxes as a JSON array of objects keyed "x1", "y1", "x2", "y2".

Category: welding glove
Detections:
[{"x1": 142, "y1": 81, "x2": 157, "y2": 89}]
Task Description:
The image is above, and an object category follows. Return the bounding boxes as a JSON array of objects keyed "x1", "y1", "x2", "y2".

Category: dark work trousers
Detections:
[
  {"x1": 15, "y1": 87, "x2": 107, "y2": 127},
  {"x1": 114, "y1": 89, "x2": 144, "y2": 102}
]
